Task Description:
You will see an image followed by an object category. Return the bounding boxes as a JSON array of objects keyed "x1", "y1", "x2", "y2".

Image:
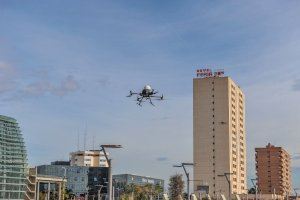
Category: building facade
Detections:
[
  {"x1": 37, "y1": 165, "x2": 108, "y2": 198},
  {"x1": 0, "y1": 115, "x2": 27, "y2": 200},
  {"x1": 113, "y1": 174, "x2": 164, "y2": 189},
  {"x1": 193, "y1": 76, "x2": 247, "y2": 198},
  {"x1": 25, "y1": 167, "x2": 66, "y2": 200},
  {"x1": 255, "y1": 143, "x2": 292, "y2": 196},
  {"x1": 70, "y1": 150, "x2": 108, "y2": 167}
]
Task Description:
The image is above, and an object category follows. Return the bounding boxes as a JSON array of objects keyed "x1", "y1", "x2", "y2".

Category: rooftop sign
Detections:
[{"x1": 196, "y1": 69, "x2": 225, "y2": 78}]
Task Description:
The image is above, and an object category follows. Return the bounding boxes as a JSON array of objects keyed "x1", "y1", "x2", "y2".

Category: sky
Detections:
[{"x1": 1, "y1": 0, "x2": 300, "y2": 189}]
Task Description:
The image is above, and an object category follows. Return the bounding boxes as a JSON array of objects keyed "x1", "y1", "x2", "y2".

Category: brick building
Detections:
[{"x1": 255, "y1": 143, "x2": 291, "y2": 196}]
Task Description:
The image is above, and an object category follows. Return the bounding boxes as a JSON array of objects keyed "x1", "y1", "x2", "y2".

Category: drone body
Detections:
[{"x1": 127, "y1": 85, "x2": 164, "y2": 106}]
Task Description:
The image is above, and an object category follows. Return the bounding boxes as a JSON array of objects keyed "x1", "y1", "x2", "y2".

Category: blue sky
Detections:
[{"x1": 1, "y1": 0, "x2": 300, "y2": 188}]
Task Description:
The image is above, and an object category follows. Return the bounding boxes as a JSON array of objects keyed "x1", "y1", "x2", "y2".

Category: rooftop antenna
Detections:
[
  {"x1": 92, "y1": 135, "x2": 95, "y2": 150},
  {"x1": 84, "y1": 123, "x2": 87, "y2": 151},
  {"x1": 77, "y1": 129, "x2": 80, "y2": 151}
]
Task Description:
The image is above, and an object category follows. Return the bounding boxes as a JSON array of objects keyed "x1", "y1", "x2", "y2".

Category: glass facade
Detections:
[
  {"x1": 113, "y1": 174, "x2": 164, "y2": 189},
  {"x1": 0, "y1": 115, "x2": 27, "y2": 200},
  {"x1": 37, "y1": 165, "x2": 108, "y2": 197}
]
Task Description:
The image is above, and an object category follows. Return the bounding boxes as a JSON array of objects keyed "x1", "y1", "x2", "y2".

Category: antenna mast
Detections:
[{"x1": 84, "y1": 123, "x2": 87, "y2": 151}]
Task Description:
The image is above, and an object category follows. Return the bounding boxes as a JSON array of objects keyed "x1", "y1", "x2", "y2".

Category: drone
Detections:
[{"x1": 127, "y1": 85, "x2": 164, "y2": 106}]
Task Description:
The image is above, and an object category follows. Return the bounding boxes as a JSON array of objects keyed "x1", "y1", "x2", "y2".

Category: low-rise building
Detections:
[
  {"x1": 25, "y1": 167, "x2": 66, "y2": 200},
  {"x1": 37, "y1": 165, "x2": 108, "y2": 198},
  {"x1": 113, "y1": 174, "x2": 164, "y2": 189}
]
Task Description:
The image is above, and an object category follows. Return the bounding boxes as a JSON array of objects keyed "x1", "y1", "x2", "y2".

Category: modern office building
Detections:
[
  {"x1": 255, "y1": 143, "x2": 292, "y2": 196},
  {"x1": 37, "y1": 165, "x2": 108, "y2": 198},
  {"x1": 193, "y1": 72, "x2": 247, "y2": 198},
  {"x1": 0, "y1": 115, "x2": 27, "y2": 200},
  {"x1": 113, "y1": 174, "x2": 164, "y2": 189},
  {"x1": 70, "y1": 150, "x2": 109, "y2": 167}
]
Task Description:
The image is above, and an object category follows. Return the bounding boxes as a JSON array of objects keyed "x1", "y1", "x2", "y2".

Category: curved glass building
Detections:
[{"x1": 0, "y1": 115, "x2": 27, "y2": 200}]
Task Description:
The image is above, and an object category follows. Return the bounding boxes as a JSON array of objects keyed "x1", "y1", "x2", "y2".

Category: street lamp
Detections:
[
  {"x1": 173, "y1": 162, "x2": 194, "y2": 200},
  {"x1": 218, "y1": 173, "x2": 233, "y2": 200},
  {"x1": 251, "y1": 178, "x2": 258, "y2": 200},
  {"x1": 100, "y1": 144, "x2": 122, "y2": 200}
]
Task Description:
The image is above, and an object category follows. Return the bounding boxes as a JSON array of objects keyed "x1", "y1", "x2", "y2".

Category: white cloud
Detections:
[
  {"x1": 0, "y1": 61, "x2": 17, "y2": 93},
  {"x1": 23, "y1": 75, "x2": 79, "y2": 97}
]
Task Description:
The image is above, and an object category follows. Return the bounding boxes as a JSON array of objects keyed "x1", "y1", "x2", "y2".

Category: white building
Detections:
[{"x1": 70, "y1": 150, "x2": 109, "y2": 167}]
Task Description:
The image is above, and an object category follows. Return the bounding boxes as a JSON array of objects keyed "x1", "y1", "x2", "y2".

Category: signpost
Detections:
[{"x1": 196, "y1": 69, "x2": 225, "y2": 78}]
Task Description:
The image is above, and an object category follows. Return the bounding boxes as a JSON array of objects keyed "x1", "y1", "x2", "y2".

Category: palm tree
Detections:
[{"x1": 168, "y1": 174, "x2": 184, "y2": 200}]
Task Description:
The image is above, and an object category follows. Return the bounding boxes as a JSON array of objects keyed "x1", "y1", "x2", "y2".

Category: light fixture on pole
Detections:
[
  {"x1": 173, "y1": 162, "x2": 194, "y2": 200},
  {"x1": 100, "y1": 144, "x2": 122, "y2": 200},
  {"x1": 218, "y1": 173, "x2": 233, "y2": 200}
]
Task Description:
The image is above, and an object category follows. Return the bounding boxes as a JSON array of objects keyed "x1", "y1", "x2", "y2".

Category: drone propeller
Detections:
[
  {"x1": 126, "y1": 90, "x2": 133, "y2": 97},
  {"x1": 154, "y1": 94, "x2": 165, "y2": 101}
]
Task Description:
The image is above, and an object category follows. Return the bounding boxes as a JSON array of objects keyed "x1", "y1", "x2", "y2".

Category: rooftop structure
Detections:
[{"x1": 70, "y1": 150, "x2": 109, "y2": 167}]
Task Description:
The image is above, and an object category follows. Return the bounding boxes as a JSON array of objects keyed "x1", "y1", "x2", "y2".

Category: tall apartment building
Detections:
[
  {"x1": 255, "y1": 143, "x2": 291, "y2": 196},
  {"x1": 0, "y1": 115, "x2": 28, "y2": 200},
  {"x1": 70, "y1": 150, "x2": 108, "y2": 167},
  {"x1": 193, "y1": 76, "x2": 247, "y2": 198}
]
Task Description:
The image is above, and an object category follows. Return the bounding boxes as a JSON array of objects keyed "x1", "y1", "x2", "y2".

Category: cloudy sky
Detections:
[{"x1": 1, "y1": 0, "x2": 300, "y2": 188}]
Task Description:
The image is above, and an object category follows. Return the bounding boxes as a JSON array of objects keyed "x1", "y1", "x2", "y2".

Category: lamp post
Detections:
[
  {"x1": 218, "y1": 173, "x2": 233, "y2": 200},
  {"x1": 251, "y1": 178, "x2": 258, "y2": 200},
  {"x1": 100, "y1": 144, "x2": 122, "y2": 200},
  {"x1": 173, "y1": 162, "x2": 194, "y2": 200}
]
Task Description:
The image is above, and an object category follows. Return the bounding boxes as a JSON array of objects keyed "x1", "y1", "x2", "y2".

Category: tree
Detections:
[
  {"x1": 248, "y1": 187, "x2": 256, "y2": 194},
  {"x1": 168, "y1": 174, "x2": 184, "y2": 200}
]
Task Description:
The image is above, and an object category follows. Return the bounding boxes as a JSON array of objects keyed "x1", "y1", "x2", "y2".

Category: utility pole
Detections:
[
  {"x1": 218, "y1": 173, "x2": 233, "y2": 200},
  {"x1": 173, "y1": 162, "x2": 193, "y2": 200},
  {"x1": 100, "y1": 144, "x2": 122, "y2": 200}
]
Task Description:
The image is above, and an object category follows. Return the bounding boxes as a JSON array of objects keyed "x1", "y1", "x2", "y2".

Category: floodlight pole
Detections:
[
  {"x1": 101, "y1": 144, "x2": 122, "y2": 200},
  {"x1": 218, "y1": 173, "x2": 233, "y2": 200},
  {"x1": 173, "y1": 163, "x2": 193, "y2": 200}
]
